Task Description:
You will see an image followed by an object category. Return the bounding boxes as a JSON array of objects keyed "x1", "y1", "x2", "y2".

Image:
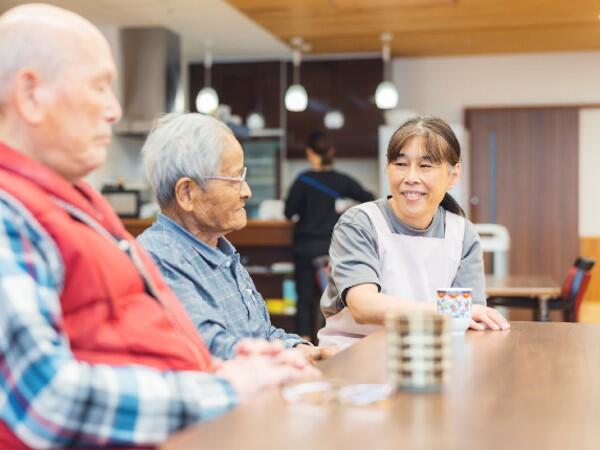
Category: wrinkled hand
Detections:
[
  {"x1": 217, "y1": 339, "x2": 320, "y2": 401},
  {"x1": 235, "y1": 338, "x2": 285, "y2": 357},
  {"x1": 295, "y1": 344, "x2": 340, "y2": 363},
  {"x1": 470, "y1": 305, "x2": 510, "y2": 331}
]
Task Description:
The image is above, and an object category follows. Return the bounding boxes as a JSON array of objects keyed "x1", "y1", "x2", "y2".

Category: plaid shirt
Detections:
[
  {"x1": 0, "y1": 192, "x2": 238, "y2": 448},
  {"x1": 138, "y1": 214, "x2": 306, "y2": 360}
]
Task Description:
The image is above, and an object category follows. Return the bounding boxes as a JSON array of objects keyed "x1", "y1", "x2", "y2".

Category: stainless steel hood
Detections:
[{"x1": 114, "y1": 27, "x2": 181, "y2": 135}]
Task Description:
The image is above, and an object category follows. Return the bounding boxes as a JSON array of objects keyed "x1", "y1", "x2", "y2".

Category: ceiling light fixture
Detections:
[
  {"x1": 324, "y1": 110, "x2": 344, "y2": 129},
  {"x1": 195, "y1": 42, "x2": 219, "y2": 114},
  {"x1": 246, "y1": 112, "x2": 265, "y2": 130},
  {"x1": 375, "y1": 33, "x2": 399, "y2": 110},
  {"x1": 285, "y1": 37, "x2": 308, "y2": 112}
]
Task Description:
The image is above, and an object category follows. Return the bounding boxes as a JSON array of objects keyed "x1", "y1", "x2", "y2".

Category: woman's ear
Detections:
[
  {"x1": 173, "y1": 177, "x2": 198, "y2": 213},
  {"x1": 448, "y1": 162, "x2": 462, "y2": 189}
]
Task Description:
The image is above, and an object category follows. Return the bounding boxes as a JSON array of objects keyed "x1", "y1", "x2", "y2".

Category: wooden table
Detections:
[
  {"x1": 161, "y1": 322, "x2": 600, "y2": 450},
  {"x1": 486, "y1": 275, "x2": 561, "y2": 321}
]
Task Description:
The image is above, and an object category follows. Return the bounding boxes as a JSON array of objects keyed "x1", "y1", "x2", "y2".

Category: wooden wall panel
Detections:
[
  {"x1": 189, "y1": 59, "x2": 385, "y2": 159},
  {"x1": 286, "y1": 58, "x2": 384, "y2": 158},
  {"x1": 580, "y1": 236, "x2": 600, "y2": 302},
  {"x1": 467, "y1": 108, "x2": 579, "y2": 283},
  {"x1": 189, "y1": 62, "x2": 282, "y2": 129}
]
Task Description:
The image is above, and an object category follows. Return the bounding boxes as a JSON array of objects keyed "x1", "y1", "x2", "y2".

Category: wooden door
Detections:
[{"x1": 466, "y1": 107, "x2": 579, "y2": 282}]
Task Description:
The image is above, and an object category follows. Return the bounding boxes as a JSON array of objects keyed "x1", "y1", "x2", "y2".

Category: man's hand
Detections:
[
  {"x1": 216, "y1": 338, "x2": 321, "y2": 401},
  {"x1": 470, "y1": 305, "x2": 510, "y2": 331},
  {"x1": 295, "y1": 344, "x2": 340, "y2": 363},
  {"x1": 235, "y1": 338, "x2": 285, "y2": 357},
  {"x1": 216, "y1": 353, "x2": 320, "y2": 401}
]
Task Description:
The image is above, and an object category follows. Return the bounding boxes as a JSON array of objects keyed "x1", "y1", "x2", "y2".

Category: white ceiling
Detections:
[{"x1": 0, "y1": 0, "x2": 290, "y2": 61}]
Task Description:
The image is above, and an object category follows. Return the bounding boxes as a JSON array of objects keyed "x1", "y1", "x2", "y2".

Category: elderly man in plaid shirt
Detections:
[
  {"x1": 0, "y1": 4, "x2": 318, "y2": 449},
  {"x1": 137, "y1": 113, "x2": 338, "y2": 362}
]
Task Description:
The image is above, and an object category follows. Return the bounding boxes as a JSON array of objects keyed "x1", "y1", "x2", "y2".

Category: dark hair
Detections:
[
  {"x1": 386, "y1": 116, "x2": 464, "y2": 216},
  {"x1": 307, "y1": 131, "x2": 334, "y2": 166}
]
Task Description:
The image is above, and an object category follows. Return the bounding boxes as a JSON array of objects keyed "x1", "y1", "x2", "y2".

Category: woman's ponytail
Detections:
[{"x1": 440, "y1": 193, "x2": 465, "y2": 217}]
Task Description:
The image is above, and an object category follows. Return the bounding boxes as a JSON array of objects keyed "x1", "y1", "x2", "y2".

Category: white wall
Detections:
[
  {"x1": 391, "y1": 51, "x2": 600, "y2": 236},
  {"x1": 86, "y1": 26, "x2": 149, "y2": 191},
  {"x1": 579, "y1": 109, "x2": 600, "y2": 236}
]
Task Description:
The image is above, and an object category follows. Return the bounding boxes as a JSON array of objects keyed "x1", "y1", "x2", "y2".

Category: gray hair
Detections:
[{"x1": 142, "y1": 113, "x2": 235, "y2": 206}]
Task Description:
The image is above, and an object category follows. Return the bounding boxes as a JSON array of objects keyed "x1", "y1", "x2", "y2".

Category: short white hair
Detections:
[
  {"x1": 142, "y1": 113, "x2": 235, "y2": 206},
  {"x1": 0, "y1": 5, "x2": 82, "y2": 108}
]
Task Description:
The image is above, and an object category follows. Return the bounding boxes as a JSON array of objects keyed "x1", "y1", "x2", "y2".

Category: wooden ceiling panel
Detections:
[
  {"x1": 226, "y1": 0, "x2": 600, "y2": 56},
  {"x1": 308, "y1": 23, "x2": 600, "y2": 56},
  {"x1": 329, "y1": 0, "x2": 455, "y2": 10}
]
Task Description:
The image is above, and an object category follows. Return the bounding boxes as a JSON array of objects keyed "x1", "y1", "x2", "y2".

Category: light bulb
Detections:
[
  {"x1": 285, "y1": 84, "x2": 308, "y2": 112},
  {"x1": 246, "y1": 112, "x2": 265, "y2": 130},
  {"x1": 195, "y1": 87, "x2": 219, "y2": 114},
  {"x1": 375, "y1": 81, "x2": 399, "y2": 110},
  {"x1": 324, "y1": 110, "x2": 344, "y2": 129}
]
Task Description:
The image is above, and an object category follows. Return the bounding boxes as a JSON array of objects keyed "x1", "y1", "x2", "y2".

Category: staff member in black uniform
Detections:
[{"x1": 285, "y1": 131, "x2": 374, "y2": 339}]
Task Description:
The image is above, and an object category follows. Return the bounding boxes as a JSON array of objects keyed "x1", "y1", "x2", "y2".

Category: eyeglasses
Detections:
[
  {"x1": 198, "y1": 167, "x2": 248, "y2": 193},
  {"x1": 204, "y1": 166, "x2": 247, "y2": 184}
]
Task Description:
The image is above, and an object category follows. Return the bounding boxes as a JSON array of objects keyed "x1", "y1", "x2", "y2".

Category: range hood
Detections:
[{"x1": 114, "y1": 27, "x2": 182, "y2": 135}]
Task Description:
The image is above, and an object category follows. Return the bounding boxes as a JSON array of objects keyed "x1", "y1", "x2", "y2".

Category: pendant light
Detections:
[
  {"x1": 285, "y1": 37, "x2": 308, "y2": 112},
  {"x1": 375, "y1": 33, "x2": 399, "y2": 110},
  {"x1": 246, "y1": 112, "x2": 265, "y2": 130},
  {"x1": 195, "y1": 43, "x2": 219, "y2": 114},
  {"x1": 324, "y1": 110, "x2": 344, "y2": 129}
]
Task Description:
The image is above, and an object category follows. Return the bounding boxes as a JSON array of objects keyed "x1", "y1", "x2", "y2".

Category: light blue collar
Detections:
[{"x1": 156, "y1": 213, "x2": 237, "y2": 268}]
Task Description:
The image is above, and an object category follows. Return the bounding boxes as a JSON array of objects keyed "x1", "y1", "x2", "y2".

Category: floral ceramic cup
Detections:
[{"x1": 436, "y1": 288, "x2": 473, "y2": 334}]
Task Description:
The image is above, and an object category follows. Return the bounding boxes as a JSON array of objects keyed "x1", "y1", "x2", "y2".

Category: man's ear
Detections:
[
  {"x1": 174, "y1": 177, "x2": 199, "y2": 213},
  {"x1": 448, "y1": 162, "x2": 461, "y2": 189},
  {"x1": 13, "y1": 69, "x2": 47, "y2": 124}
]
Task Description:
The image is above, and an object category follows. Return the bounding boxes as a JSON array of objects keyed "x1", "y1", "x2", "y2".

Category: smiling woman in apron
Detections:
[
  {"x1": 285, "y1": 131, "x2": 374, "y2": 340},
  {"x1": 318, "y1": 117, "x2": 509, "y2": 348}
]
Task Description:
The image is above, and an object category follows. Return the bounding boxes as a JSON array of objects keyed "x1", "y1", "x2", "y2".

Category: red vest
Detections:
[{"x1": 0, "y1": 143, "x2": 213, "y2": 449}]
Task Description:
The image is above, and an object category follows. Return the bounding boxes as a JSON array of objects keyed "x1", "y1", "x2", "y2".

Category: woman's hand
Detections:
[{"x1": 470, "y1": 305, "x2": 510, "y2": 331}]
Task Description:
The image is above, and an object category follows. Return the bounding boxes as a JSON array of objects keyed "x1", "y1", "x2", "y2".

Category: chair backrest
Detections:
[
  {"x1": 312, "y1": 255, "x2": 330, "y2": 292},
  {"x1": 562, "y1": 257, "x2": 595, "y2": 320},
  {"x1": 473, "y1": 223, "x2": 510, "y2": 277}
]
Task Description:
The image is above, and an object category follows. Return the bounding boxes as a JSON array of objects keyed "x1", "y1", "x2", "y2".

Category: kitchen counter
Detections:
[{"x1": 122, "y1": 218, "x2": 293, "y2": 247}]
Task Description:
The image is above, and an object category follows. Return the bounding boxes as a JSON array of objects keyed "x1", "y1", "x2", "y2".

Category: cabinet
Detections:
[
  {"x1": 286, "y1": 58, "x2": 385, "y2": 159},
  {"x1": 188, "y1": 61, "x2": 282, "y2": 130},
  {"x1": 240, "y1": 136, "x2": 283, "y2": 219},
  {"x1": 188, "y1": 58, "x2": 385, "y2": 161}
]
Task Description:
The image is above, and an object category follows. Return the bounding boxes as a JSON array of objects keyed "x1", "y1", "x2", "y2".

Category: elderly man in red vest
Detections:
[{"x1": 0, "y1": 4, "x2": 317, "y2": 449}]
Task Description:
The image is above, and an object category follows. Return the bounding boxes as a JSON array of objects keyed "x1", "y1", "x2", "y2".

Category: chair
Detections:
[
  {"x1": 547, "y1": 257, "x2": 595, "y2": 322},
  {"x1": 473, "y1": 223, "x2": 510, "y2": 277},
  {"x1": 488, "y1": 257, "x2": 595, "y2": 322}
]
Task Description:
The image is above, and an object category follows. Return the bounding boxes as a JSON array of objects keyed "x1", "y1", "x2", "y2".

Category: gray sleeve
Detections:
[
  {"x1": 452, "y1": 220, "x2": 486, "y2": 305},
  {"x1": 321, "y1": 208, "x2": 382, "y2": 318}
]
